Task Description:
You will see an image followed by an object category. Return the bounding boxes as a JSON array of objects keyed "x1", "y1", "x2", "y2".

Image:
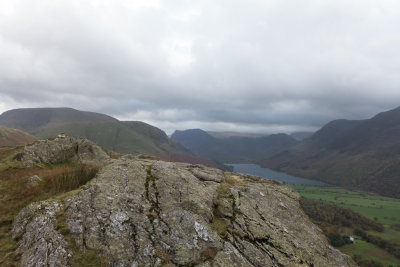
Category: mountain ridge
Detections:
[
  {"x1": 0, "y1": 108, "x2": 220, "y2": 168},
  {"x1": 171, "y1": 128, "x2": 298, "y2": 163},
  {"x1": 0, "y1": 107, "x2": 117, "y2": 134},
  {"x1": 261, "y1": 106, "x2": 400, "y2": 198}
]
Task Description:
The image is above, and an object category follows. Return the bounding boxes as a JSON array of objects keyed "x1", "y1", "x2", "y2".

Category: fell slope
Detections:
[
  {"x1": 0, "y1": 108, "x2": 217, "y2": 167},
  {"x1": 261, "y1": 106, "x2": 400, "y2": 198},
  {"x1": 171, "y1": 129, "x2": 298, "y2": 163},
  {"x1": 0, "y1": 108, "x2": 117, "y2": 134},
  {"x1": 11, "y1": 141, "x2": 355, "y2": 266},
  {"x1": 34, "y1": 121, "x2": 186, "y2": 156},
  {"x1": 0, "y1": 126, "x2": 36, "y2": 147}
]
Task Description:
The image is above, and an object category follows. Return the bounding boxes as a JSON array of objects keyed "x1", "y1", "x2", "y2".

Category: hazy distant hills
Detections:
[
  {"x1": 205, "y1": 131, "x2": 312, "y2": 140},
  {"x1": 171, "y1": 129, "x2": 298, "y2": 163},
  {"x1": 207, "y1": 131, "x2": 266, "y2": 138},
  {"x1": 261, "y1": 106, "x2": 400, "y2": 198},
  {"x1": 290, "y1": 132, "x2": 313, "y2": 141},
  {"x1": 0, "y1": 108, "x2": 219, "y2": 168},
  {"x1": 0, "y1": 126, "x2": 36, "y2": 147}
]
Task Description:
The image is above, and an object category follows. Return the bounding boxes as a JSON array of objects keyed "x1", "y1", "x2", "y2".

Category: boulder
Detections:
[
  {"x1": 18, "y1": 136, "x2": 110, "y2": 167},
  {"x1": 26, "y1": 175, "x2": 42, "y2": 186}
]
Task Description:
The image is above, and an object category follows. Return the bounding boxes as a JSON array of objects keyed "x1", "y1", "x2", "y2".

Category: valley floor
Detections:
[{"x1": 291, "y1": 185, "x2": 400, "y2": 267}]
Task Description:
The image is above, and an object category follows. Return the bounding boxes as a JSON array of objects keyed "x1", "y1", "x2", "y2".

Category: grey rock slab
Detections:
[
  {"x1": 12, "y1": 200, "x2": 71, "y2": 267},
  {"x1": 13, "y1": 158, "x2": 357, "y2": 267}
]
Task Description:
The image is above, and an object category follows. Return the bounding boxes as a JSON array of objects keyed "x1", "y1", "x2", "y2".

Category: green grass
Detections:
[
  {"x1": 339, "y1": 240, "x2": 400, "y2": 266},
  {"x1": 291, "y1": 185, "x2": 400, "y2": 225},
  {"x1": 291, "y1": 185, "x2": 400, "y2": 266},
  {"x1": 367, "y1": 228, "x2": 400, "y2": 245}
]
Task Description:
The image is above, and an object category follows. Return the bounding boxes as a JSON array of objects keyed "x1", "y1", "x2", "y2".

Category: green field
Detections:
[
  {"x1": 340, "y1": 240, "x2": 400, "y2": 267},
  {"x1": 291, "y1": 185, "x2": 400, "y2": 266},
  {"x1": 291, "y1": 186, "x2": 400, "y2": 225}
]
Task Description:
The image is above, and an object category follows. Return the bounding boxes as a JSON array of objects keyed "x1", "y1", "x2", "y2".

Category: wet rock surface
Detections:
[
  {"x1": 18, "y1": 136, "x2": 110, "y2": 167},
  {"x1": 13, "y1": 158, "x2": 357, "y2": 266}
]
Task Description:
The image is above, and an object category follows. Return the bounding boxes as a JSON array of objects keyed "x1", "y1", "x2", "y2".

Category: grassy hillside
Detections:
[
  {"x1": 171, "y1": 129, "x2": 298, "y2": 163},
  {"x1": 0, "y1": 108, "x2": 117, "y2": 134},
  {"x1": 35, "y1": 121, "x2": 184, "y2": 155},
  {"x1": 0, "y1": 108, "x2": 221, "y2": 168},
  {"x1": 34, "y1": 121, "x2": 225, "y2": 167},
  {"x1": 261, "y1": 106, "x2": 400, "y2": 198},
  {"x1": 0, "y1": 126, "x2": 36, "y2": 147}
]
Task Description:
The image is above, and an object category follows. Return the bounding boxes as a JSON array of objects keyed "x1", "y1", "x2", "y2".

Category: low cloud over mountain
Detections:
[{"x1": 1, "y1": 1, "x2": 400, "y2": 133}]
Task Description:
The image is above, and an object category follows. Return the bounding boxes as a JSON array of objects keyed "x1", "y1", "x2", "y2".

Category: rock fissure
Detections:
[
  {"x1": 254, "y1": 203, "x2": 268, "y2": 222},
  {"x1": 230, "y1": 213, "x2": 285, "y2": 267},
  {"x1": 144, "y1": 164, "x2": 171, "y2": 235},
  {"x1": 231, "y1": 233, "x2": 282, "y2": 267}
]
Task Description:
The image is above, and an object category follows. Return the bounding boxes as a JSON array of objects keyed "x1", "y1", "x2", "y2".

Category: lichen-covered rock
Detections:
[
  {"x1": 12, "y1": 200, "x2": 71, "y2": 267},
  {"x1": 19, "y1": 136, "x2": 110, "y2": 167},
  {"x1": 13, "y1": 159, "x2": 357, "y2": 266},
  {"x1": 26, "y1": 175, "x2": 42, "y2": 185}
]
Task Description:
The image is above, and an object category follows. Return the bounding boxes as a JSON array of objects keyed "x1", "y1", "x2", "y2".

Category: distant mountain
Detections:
[
  {"x1": 0, "y1": 108, "x2": 220, "y2": 168},
  {"x1": 260, "y1": 106, "x2": 400, "y2": 198},
  {"x1": 0, "y1": 108, "x2": 117, "y2": 134},
  {"x1": 0, "y1": 126, "x2": 36, "y2": 147},
  {"x1": 171, "y1": 129, "x2": 298, "y2": 163},
  {"x1": 32, "y1": 121, "x2": 187, "y2": 156},
  {"x1": 207, "y1": 131, "x2": 266, "y2": 138},
  {"x1": 290, "y1": 132, "x2": 313, "y2": 141}
]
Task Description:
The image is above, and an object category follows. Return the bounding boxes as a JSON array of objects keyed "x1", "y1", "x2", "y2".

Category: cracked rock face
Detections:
[
  {"x1": 18, "y1": 136, "x2": 110, "y2": 167},
  {"x1": 13, "y1": 159, "x2": 356, "y2": 266},
  {"x1": 12, "y1": 200, "x2": 71, "y2": 267}
]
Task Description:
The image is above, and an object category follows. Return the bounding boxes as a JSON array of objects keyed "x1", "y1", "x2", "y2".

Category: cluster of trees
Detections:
[
  {"x1": 299, "y1": 197, "x2": 384, "y2": 247},
  {"x1": 299, "y1": 197, "x2": 400, "y2": 265},
  {"x1": 354, "y1": 229, "x2": 400, "y2": 259},
  {"x1": 300, "y1": 197, "x2": 383, "y2": 232},
  {"x1": 327, "y1": 232, "x2": 353, "y2": 247},
  {"x1": 390, "y1": 224, "x2": 400, "y2": 231},
  {"x1": 352, "y1": 255, "x2": 385, "y2": 267}
]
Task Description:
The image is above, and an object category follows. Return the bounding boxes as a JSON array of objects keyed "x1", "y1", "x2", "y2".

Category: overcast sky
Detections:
[{"x1": 1, "y1": 0, "x2": 400, "y2": 134}]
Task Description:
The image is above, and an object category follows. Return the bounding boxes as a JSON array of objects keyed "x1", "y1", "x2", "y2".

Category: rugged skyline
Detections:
[{"x1": 1, "y1": 0, "x2": 400, "y2": 134}]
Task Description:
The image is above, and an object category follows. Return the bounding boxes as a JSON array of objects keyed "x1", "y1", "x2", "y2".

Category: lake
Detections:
[{"x1": 227, "y1": 163, "x2": 329, "y2": 186}]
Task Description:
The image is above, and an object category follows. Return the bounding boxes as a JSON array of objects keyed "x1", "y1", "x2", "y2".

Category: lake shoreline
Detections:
[{"x1": 227, "y1": 163, "x2": 330, "y2": 186}]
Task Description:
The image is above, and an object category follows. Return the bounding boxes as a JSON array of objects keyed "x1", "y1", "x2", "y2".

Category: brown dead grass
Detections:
[
  {"x1": 0, "y1": 161, "x2": 99, "y2": 266},
  {"x1": 0, "y1": 147, "x2": 21, "y2": 163},
  {"x1": 217, "y1": 174, "x2": 245, "y2": 198}
]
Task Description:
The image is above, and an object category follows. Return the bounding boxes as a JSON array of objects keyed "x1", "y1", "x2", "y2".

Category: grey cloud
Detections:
[{"x1": 1, "y1": 0, "x2": 400, "y2": 134}]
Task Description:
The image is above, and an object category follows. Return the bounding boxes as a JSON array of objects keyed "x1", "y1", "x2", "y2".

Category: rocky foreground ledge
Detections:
[{"x1": 12, "y1": 154, "x2": 356, "y2": 266}]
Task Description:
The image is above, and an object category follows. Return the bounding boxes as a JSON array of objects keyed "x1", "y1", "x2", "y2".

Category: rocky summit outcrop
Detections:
[
  {"x1": 12, "y1": 158, "x2": 356, "y2": 267},
  {"x1": 16, "y1": 135, "x2": 110, "y2": 167}
]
